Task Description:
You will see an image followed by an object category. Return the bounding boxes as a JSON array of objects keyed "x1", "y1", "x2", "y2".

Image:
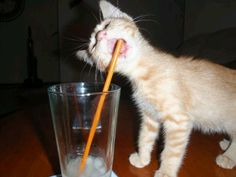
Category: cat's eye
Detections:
[{"x1": 104, "y1": 22, "x2": 110, "y2": 29}]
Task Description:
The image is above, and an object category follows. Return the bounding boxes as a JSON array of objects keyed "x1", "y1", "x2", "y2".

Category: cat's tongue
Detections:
[{"x1": 108, "y1": 39, "x2": 128, "y2": 56}]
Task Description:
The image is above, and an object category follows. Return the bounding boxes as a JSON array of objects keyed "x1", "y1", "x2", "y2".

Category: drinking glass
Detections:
[{"x1": 48, "y1": 82, "x2": 121, "y2": 177}]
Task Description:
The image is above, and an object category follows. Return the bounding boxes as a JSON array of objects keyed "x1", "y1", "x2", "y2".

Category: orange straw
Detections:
[{"x1": 79, "y1": 39, "x2": 124, "y2": 172}]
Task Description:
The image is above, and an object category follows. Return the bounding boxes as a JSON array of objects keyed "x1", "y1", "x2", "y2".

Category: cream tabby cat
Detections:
[{"x1": 77, "y1": 1, "x2": 236, "y2": 177}]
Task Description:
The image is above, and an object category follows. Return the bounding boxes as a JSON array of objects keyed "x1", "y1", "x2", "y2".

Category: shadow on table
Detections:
[{"x1": 31, "y1": 103, "x2": 61, "y2": 174}]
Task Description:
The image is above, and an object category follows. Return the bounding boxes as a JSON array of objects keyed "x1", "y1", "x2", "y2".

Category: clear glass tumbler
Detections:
[{"x1": 48, "y1": 82, "x2": 121, "y2": 177}]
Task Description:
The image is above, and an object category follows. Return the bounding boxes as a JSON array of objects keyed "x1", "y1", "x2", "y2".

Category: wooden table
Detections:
[{"x1": 0, "y1": 95, "x2": 236, "y2": 177}]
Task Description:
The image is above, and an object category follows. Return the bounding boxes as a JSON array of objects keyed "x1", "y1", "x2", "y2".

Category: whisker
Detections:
[
  {"x1": 63, "y1": 37, "x2": 89, "y2": 44},
  {"x1": 134, "y1": 19, "x2": 160, "y2": 24},
  {"x1": 70, "y1": 43, "x2": 89, "y2": 51},
  {"x1": 79, "y1": 63, "x2": 89, "y2": 80},
  {"x1": 89, "y1": 10, "x2": 99, "y2": 23},
  {"x1": 69, "y1": 44, "x2": 89, "y2": 56},
  {"x1": 64, "y1": 35, "x2": 89, "y2": 42},
  {"x1": 138, "y1": 27, "x2": 152, "y2": 36},
  {"x1": 62, "y1": 36, "x2": 89, "y2": 56},
  {"x1": 76, "y1": 43, "x2": 89, "y2": 48},
  {"x1": 136, "y1": 27, "x2": 155, "y2": 44},
  {"x1": 63, "y1": 44, "x2": 89, "y2": 59},
  {"x1": 133, "y1": 13, "x2": 160, "y2": 25},
  {"x1": 133, "y1": 14, "x2": 156, "y2": 21},
  {"x1": 88, "y1": 64, "x2": 93, "y2": 79},
  {"x1": 95, "y1": 67, "x2": 98, "y2": 83},
  {"x1": 99, "y1": 70, "x2": 104, "y2": 82}
]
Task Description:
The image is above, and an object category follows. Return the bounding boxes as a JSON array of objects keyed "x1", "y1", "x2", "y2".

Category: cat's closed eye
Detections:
[{"x1": 104, "y1": 22, "x2": 110, "y2": 29}]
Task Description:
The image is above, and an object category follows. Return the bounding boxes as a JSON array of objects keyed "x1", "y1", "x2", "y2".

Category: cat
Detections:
[{"x1": 77, "y1": 1, "x2": 236, "y2": 177}]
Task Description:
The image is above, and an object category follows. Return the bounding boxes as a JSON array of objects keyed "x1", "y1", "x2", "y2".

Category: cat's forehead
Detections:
[
  {"x1": 109, "y1": 17, "x2": 134, "y2": 25},
  {"x1": 96, "y1": 18, "x2": 135, "y2": 31}
]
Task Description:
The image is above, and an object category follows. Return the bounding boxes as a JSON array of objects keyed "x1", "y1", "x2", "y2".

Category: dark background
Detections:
[{"x1": 0, "y1": 0, "x2": 236, "y2": 116}]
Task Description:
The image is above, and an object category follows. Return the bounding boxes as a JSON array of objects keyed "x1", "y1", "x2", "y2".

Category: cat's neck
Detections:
[{"x1": 120, "y1": 43, "x2": 175, "y2": 81}]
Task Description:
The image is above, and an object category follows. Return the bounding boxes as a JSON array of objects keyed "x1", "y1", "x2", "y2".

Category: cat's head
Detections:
[{"x1": 77, "y1": 0, "x2": 144, "y2": 72}]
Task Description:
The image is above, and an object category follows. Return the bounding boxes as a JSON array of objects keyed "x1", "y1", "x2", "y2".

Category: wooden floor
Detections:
[{"x1": 0, "y1": 87, "x2": 236, "y2": 177}]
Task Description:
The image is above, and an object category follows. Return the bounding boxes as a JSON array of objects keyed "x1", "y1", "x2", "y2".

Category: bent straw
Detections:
[{"x1": 79, "y1": 39, "x2": 124, "y2": 172}]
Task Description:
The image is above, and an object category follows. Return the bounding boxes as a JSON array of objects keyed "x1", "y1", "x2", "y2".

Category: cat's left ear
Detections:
[{"x1": 99, "y1": 0, "x2": 132, "y2": 20}]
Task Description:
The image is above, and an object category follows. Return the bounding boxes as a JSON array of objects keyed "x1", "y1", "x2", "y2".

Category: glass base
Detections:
[{"x1": 49, "y1": 171, "x2": 118, "y2": 177}]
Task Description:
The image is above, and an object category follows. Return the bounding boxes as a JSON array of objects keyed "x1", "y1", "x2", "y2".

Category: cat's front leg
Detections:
[
  {"x1": 155, "y1": 114, "x2": 192, "y2": 177},
  {"x1": 129, "y1": 113, "x2": 160, "y2": 168}
]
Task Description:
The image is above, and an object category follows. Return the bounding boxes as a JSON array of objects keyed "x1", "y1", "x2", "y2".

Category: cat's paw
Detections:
[
  {"x1": 129, "y1": 152, "x2": 150, "y2": 168},
  {"x1": 154, "y1": 170, "x2": 175, "y2": 177},
  {"x1": 216, "y1": 154, "x2": 236, "y2": 169},
  {"x1": 219, "y1": 139, "x2": 230, "y2": 151}
]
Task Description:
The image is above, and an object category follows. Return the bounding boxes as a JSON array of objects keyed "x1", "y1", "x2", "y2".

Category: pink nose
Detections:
[{"x1": 97, "y1": 30, "x2": 107, "y2": 40}]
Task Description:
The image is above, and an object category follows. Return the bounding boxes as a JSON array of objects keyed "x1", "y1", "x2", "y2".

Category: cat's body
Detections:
[
  {"x1": 131, "y1": 55, "x2": 236, "y2": 134},
  {"x1": 77, "y1": 1, "x2": 236, "y2": 177}
]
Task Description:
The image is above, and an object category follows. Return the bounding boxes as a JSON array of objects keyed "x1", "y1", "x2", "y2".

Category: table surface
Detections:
[{"x1": 0, "y1": 96, "x2": 236, "y2": 177}]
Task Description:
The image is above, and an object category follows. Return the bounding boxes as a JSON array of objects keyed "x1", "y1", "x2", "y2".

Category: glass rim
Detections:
[{"x1": 47, "y1": 82, "x2": 121, "y2": 96}]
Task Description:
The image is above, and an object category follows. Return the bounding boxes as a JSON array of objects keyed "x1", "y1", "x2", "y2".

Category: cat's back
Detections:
[
  {"x1": 178, "y1": 57, "x2": 236, "y2": 88},
  {"x1": 175, "y1": 57, "x2": 236, "y2": 126}
]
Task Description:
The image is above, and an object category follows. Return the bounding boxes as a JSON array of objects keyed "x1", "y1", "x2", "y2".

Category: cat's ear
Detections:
[
  {"x1": 76, "y1": 50, "x2": 94, "y2": 66},
  {"x1": 99, "y1": 0, "x2": 132, "y2": 20}
]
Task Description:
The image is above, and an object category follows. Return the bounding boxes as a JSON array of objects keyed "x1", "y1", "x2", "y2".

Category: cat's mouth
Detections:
[
  {"x1": 107, "y1": 38, "x2": 129, "y2": 57},
  {"x1": 91, "y1": 38, "x2": 129, "y2": 57},
  {"x1": 90, "y1": 37, "x2": 130, "y2": 71}
]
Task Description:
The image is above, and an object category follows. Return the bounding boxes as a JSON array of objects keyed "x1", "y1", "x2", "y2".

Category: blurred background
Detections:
[{"x1": 0, "y1": 0, "x2": 236, "y2": 116}]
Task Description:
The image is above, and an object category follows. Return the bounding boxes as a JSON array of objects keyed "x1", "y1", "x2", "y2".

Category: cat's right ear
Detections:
[
  {"x1": 99, "y1": 0, "x2": 132, "y2": 20},
  {"x1": 76, "y1": 50, "x2": 94, "y2": 66}
]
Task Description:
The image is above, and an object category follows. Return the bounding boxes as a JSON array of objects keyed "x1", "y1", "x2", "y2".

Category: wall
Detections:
[
  {"x1": 2, "y1": 0, "x2": 235, "y2": 84},
  {"x1": 0, "y1": 0, "x2": 184, "y2": 84},
  {"x1": 0, "y1": 0, "x2": 59, "y2": 84},
  {"x1": 185, "y1": 0, "x2": 236, "y2": 40}
]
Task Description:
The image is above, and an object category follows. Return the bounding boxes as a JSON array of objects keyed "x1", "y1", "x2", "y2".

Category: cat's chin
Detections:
[
  {"x1": 91, "y1": 52, "x2": 111, "y2": 72},
  {"x1": 93, "y1": 53, "x2": 124, "y2": 73}
]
